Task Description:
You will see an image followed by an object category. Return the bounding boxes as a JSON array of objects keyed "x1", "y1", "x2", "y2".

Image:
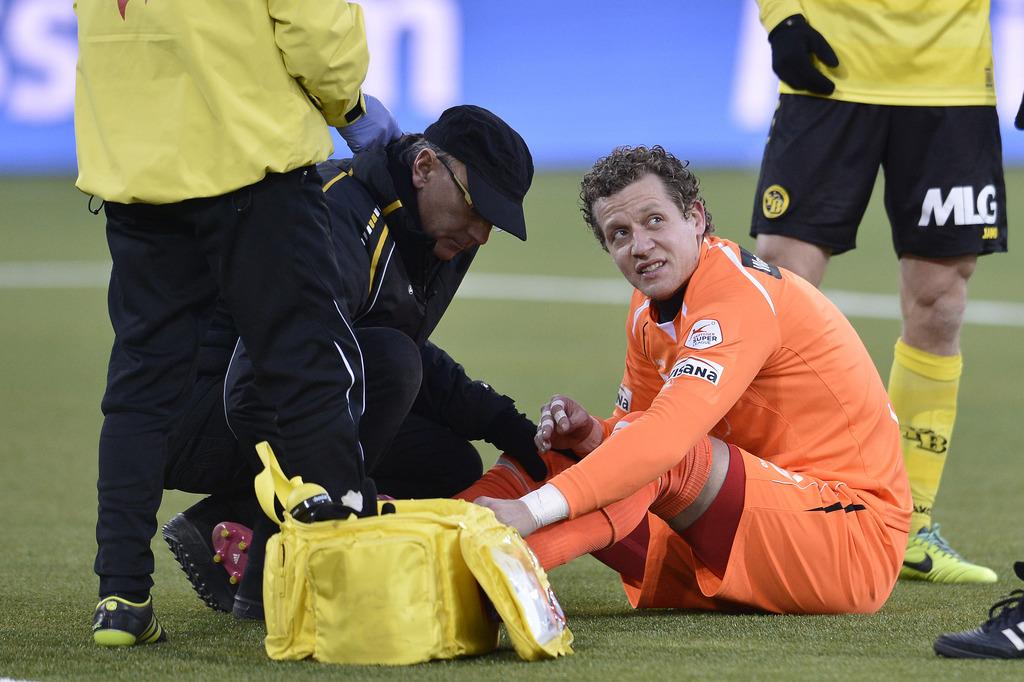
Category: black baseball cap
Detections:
[{"x1": 424, "y1": 105, "x2": 534, "y2": 241}]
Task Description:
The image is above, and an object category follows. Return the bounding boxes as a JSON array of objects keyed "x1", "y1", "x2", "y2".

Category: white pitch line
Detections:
[
  {"x1": 457, "y1": 273, "x2": 1024, "y2": 328},
  {"x1": 2, "y1": 262, "x2": 1024, "y2": 327},
  {"x1": 0, "y1": 261, "x2": 111, "y2": 288}
]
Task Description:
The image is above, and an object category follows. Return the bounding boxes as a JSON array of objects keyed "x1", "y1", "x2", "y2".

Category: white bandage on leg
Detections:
[{"x1": 520, "y1": 483, "x2": 570, "y2": 528}]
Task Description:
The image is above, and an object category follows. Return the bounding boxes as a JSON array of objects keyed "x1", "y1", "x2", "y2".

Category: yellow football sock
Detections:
[{"x1": 888, "y1": 338, "x2": 961, "y2": 536}]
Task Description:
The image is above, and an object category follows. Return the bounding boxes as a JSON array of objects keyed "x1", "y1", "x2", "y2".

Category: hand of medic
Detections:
[
  {"x1": 474, "y1": 496, "x2": 540, "y2": 537},
  {"x1": 339, "y1": 94, "x2": 401, "y2": 153}
]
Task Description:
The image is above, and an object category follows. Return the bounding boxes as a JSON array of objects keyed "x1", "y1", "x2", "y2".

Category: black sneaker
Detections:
[
  {"x1": 92, "y1": 596, "x2": 167, "y2": 647},
  {"x1": 232, "y1": 594, "x2": 265, "y2": 621},
  {"x1": 162, "y1": 503, "x2": 236, "y2": 612},
  {"x1": 934, "y1": 562, "x2": 1024, "y2": 659}
]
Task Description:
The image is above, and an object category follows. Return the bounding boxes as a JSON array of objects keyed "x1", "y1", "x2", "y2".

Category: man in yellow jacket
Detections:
[
  {"x1": 75, "y1": 0, "x2": 398, "y2": 646},
  {"x1": 751, "y1": 0, "x2": 1013, "y2": 585}
]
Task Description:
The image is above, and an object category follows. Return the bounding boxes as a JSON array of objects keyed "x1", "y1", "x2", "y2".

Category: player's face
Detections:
[
  {"x1": 593, "y1": 173, "x2": 706, "y2": 301},
  {"x1": 412, "y1": 150, "x2": 493, "y2": 261}
]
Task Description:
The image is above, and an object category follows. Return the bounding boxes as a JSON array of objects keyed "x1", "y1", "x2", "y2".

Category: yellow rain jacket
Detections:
[
  {"x1": 74, "y1": 0, "x2": 369, "y2": 203},
  {"x1": 759, "y1": 0, "x2": 996, "y2": 106}
]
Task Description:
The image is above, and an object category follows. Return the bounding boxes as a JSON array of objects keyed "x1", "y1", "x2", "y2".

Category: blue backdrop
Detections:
[{"x1": 2, "y1": 0, "x2": 1024, "y2": 173}]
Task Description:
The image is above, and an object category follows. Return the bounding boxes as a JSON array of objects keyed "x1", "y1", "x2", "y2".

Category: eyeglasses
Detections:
[{"x1": 437, "y1": 156, "x2": 473, "y2": 208}]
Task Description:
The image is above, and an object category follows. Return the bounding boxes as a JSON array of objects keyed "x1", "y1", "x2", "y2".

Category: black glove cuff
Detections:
[
  {"x1": 485, "y1": 407, "x2": 536, "y2": 455},
  {"x1": 768, "y1": 14, "x2": 806, "y2": 42},
  {"x1": 485, "y1": 408, "x2": 548, "y2": 482}
]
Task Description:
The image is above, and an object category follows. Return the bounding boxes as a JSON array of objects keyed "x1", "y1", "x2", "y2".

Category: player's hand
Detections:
[
  {"x1": 474, "y1": 496, "x2": 540, "y2": 537},
  {"x1": 768, "y1": 14, "x2": 839, "y2": 95},
  {"x1": 535, "y1": 395, "x2": 603, "y2": 455},
  {"x1": 338, "y1": 94, "x2": 401, "y2": 153},
  {"x1": 1015, "y1": 90, "x2": 1024, "y2": 131}
]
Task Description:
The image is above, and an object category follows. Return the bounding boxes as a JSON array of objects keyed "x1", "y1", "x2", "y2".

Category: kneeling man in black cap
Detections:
[{"x1": 160, "y1": 105, "x2": 546, "y2": 619}]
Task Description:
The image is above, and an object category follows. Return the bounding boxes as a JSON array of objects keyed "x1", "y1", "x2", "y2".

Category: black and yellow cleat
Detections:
[
  {"x1": 92, "y1": 596, "x2": 167, "y2": 647},
  {"x1": 934, "y1": 562, "x2": 1024, "y2": 659}
]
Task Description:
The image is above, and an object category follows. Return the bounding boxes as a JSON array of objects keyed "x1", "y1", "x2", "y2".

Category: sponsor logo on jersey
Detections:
[
  {"x1": 684, "y1": 319, "x2": 723, "y2": 350},
  {"x1": 983, "y1": 226, "x2": 999, "y2": 240},
  {"x1": 918, "y1": 185, "x2": 998, "y2": 227},
  {"x1": 901, "y1": 425, "x2": 948, "y2": 454},
  {"x1": 740, "y1": 247, "x2": 782, "y2": 279},
  {"x1": 762, "y1": 184, "x2": 789, "y2": 219},
  {"x1": 668, "y1": 356, "x2": 723, "y2": 386},
  {"x1": 615, "y1": 384, "x2": 632, "y2": 411}
]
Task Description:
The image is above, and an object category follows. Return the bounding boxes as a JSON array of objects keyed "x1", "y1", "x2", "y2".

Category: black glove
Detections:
[
  {"x1": 1016, "y1": 90, "x2": 1024, "y2": 130},
  {"x1": 768, "y1": 14, "x2": 839, "y2": 95},
  {"x1": 485, "y1": 408, "x2": 548, "y2": 482}
]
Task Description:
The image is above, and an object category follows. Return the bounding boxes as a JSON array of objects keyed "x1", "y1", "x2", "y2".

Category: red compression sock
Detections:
[{"x1": 677, "y1": 444, "x2": 745, "y2": 578}]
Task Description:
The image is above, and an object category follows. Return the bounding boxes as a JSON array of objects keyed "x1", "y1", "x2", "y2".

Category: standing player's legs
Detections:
[
  {"x1": 894, "y1": 255, "x2": 974, "y2": 539},
  {"x1": 755, "y1": 235, "x2": 830, "y2": 286},
  {"x1": 883, "y1": 105, "x2": 1006, "y2": 584},
  {"x1": 750, "y1": 95, "x2": 887, "y2": 282},
  {"x1": 94, "y1": 201, "x2": 218, "y2": 644},
  {"x1": 222, "y1": 324, "x2": 422, "y2": 618},
  {"x1": 195, "y1": 166, "x2": 369, "y2": 502}
]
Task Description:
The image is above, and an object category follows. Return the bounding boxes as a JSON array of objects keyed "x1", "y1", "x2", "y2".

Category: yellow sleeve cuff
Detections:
[
  {"x1": 758, "y1": 0, "x2": 804, "y2": 33},
  {"x1": 334, "y1": 91, "x2": 366, "y2": 128}
]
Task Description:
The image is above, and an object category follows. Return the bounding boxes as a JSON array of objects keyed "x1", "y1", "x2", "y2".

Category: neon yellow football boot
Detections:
[
  {"x1": 900, "y1": 524, "x2": 997, "y2": 584},
  {"x1": 92, "y1": 595, "x2": 167, "y2": 646}
]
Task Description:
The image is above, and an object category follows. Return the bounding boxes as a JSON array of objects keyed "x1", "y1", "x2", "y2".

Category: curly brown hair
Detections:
[{"x1": 579, "y1": 145, "x2": 714, "y2": 250}]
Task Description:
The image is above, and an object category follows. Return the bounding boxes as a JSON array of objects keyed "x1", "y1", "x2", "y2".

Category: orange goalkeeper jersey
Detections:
[{"x1": 550, "y1": 236, "x2": 910, "y2": 533}]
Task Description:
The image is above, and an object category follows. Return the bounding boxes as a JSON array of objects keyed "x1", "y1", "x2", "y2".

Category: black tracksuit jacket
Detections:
[{"x1": 198, "y1": 141, "x2": 529, "y2": 454}]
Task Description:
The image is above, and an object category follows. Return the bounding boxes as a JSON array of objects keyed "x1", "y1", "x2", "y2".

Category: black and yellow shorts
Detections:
[{"x1": 750, "y1": 94, "x2": 1008, "y2": 258}]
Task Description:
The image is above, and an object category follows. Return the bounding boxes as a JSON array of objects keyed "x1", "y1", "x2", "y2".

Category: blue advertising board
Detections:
[{"x1": 1, "y1": 0, "x2": 1023, "y2": 173}]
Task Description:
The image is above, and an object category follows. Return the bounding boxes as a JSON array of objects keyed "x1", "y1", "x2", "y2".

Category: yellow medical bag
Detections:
[{"x1": 254, "y1": 442, "x2": 574, "y2": 665}]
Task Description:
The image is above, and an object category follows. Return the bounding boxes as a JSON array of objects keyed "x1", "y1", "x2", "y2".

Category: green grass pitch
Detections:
[{"x1": 1, "y1": 169, "x2": 1022, "y2": 679}]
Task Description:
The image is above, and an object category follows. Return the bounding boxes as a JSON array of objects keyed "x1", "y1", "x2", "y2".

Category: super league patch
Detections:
[
  {"x1": 684, "y1": 319, "x2": 723, "y2": 350},
  {"x1": 668, "y1": 356, "x2": 723, "y2": 386},
  {"x1": 740, "y1": 247, "x2": 782, "y2": 279}
]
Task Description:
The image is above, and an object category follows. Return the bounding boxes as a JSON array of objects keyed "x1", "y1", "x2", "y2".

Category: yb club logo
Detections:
[
  {"x1": 902, "y1": 426, "x2": 948, "y2": 454},
  {"x1": 762, "y1": 184, "x2": 789, "y2": 219}
]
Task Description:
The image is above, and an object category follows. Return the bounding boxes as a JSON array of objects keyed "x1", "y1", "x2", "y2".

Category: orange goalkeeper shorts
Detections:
[{"x1": 621, "y1": 447, "x2": 908, "y2": 615}]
